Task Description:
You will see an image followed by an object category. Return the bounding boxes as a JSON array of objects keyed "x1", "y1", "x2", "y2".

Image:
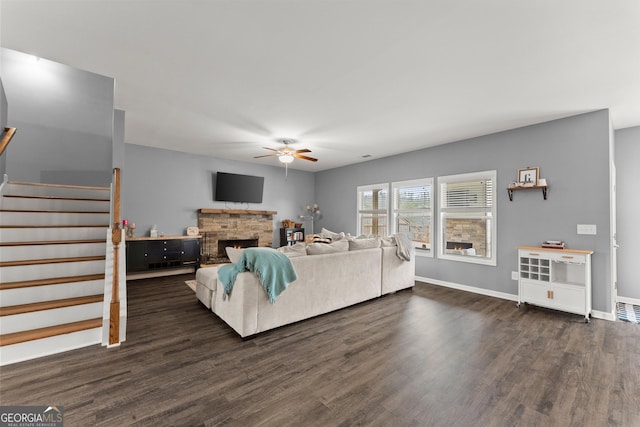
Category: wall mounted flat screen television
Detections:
[{"x1": 214, "y1": 172, "x2": 264, "y2": 203}]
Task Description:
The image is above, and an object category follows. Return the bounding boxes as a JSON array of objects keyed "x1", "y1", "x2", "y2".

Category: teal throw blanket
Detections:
[{"x1": 218, "y1": 247, "x2": 297, "y2": 303}]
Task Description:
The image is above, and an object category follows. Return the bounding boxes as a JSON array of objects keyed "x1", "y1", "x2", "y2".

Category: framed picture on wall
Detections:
[{"x1": 517, "y1": 167, "x2": 539, "y2": 185}]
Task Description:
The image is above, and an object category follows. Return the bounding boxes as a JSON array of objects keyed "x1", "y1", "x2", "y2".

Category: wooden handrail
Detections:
[
  {"x1": 109, "y1": 167, "x2": 121, "y2": 345},
  {"x1": 0, "y1": 127, "x2": 17, "y2": 156}
]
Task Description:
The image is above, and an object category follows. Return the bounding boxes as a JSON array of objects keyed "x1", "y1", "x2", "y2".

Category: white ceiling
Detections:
[{"x1": 1, "y1": 0, "x2": 639, "y2": 172}]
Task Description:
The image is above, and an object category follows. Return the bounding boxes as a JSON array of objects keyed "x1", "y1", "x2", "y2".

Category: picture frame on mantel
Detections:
[{"x1": 517, "y1": 167, "x2": 539, "y2": 186}]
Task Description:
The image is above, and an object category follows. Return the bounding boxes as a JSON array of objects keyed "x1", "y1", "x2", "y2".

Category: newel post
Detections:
[{"x1": 109, "y1": 167, "x2": 122, "y2": 345}]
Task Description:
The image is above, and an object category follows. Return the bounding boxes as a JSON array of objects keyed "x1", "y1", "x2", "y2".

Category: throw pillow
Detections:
[
  {"x1": 306, "y1": 239, "x2": 349, "y2": 255},
  {"x1": 225, "y1": 247, "x2": 244, "y2": 263},
  {"x1": 320, "y1": 227, "x2": 346, "y2": 241},
  {"x1": 380, "y1": 236, "x2": 397, "y2": 247},
  {"x1": 278, "y1": 242, "x2": 308, "y2": 258},
  {"x1": 348, "y1": 237, "x2": 381, "y2": 251},
  {"x1": 313, "y1": 236, "x2": 332, "y2": 244}
]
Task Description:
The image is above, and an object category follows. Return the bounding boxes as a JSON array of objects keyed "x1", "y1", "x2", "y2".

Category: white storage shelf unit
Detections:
[{"x1": 517, "y1": 246, "x2": 593, "y2": 322}]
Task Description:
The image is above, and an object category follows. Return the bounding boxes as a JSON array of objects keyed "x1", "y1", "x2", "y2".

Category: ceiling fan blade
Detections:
[
  {"x1": 294, "y1": 148, "x2": 311, "y2": 154},
  {"x1": 262, "y1": 147, "x2": 281, "y2": 152},
  {"x1": 254, "y1": 153, "x2": 278, "y2": 158},
  {"x1": 295, "y1": 154, "x2": 318, "y2": 162}
]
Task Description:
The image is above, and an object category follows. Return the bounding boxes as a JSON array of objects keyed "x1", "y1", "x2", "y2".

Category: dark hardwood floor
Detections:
[{"x1": 1, "y1": 274, "x2": 640, "y2": 426}]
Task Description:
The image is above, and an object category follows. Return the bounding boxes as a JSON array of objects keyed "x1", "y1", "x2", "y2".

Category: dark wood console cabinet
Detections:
[{"x1": 126, "y1": 236, "x2": 200, "y2": 275}]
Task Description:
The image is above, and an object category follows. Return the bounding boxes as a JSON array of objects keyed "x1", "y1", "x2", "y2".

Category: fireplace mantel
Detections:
[{"x1": 198, "y1": 208, "x2": 277, "y2": 215}]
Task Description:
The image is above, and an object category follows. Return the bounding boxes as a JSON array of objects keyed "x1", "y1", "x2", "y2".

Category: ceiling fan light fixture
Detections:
[{"x1": 279, "y1": 153, "x2": 294, "y2": 164}]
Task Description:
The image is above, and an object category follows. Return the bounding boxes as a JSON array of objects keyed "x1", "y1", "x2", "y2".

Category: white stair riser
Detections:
[
  {"x1": 1, "y1": 260, "x2": 105, "y2": 282},
  {"x1": 2, "y1": 197, "x2": 110, "y2": 212},
  {"x1": 0, "y1": 211, "x2": 110, "y2": 226},
  {"x1": 4, "y1": 184, "x2": 110, "y2": 199},
  {"x1": 0, "y1": 279, "x2": 105, "y2": 306},
  {"x1": 0, "y1": 328, "x2": 101, "y2": 366},
  {"x1": 0, "y1": 227, "x2": 108, "y2": 242},
  {"x1": 1, "y1": 302, "x2": 103, "y2": 334},
  {"x1": 1, "y1": 243, "x2": 106, "y2": 262}
]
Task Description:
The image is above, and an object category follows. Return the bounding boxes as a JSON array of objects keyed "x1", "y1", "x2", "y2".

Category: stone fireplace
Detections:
[{"x1": 198, "y1": 209, "x2": 276, "y2": 264}]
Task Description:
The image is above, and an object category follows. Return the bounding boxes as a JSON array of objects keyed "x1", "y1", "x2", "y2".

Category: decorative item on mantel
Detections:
[
  {"x1": 299, "y1": 203, "x2": 321, "y2": 234},
  {"x1": 122, "y1": 219, "x2": 136, "y2": 238}
]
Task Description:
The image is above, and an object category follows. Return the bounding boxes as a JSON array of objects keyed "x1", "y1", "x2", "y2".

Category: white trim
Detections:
[
  {"x1": 437, "y1": 170, "x2": 497, "y2": 266},
  {"x1": 357, "y1": 182, "x2": 390, "y2": 236},
  {"x1": 618, "y1": 296, "x2": 640, "y2": 306},
  {"x1": 391, "y1": 177, "x2": 434, "y2": 257},
  {"x1": 592, "y1": 310, "x2": 616, "y2": 321},
  {"x1": 414, "y1": 249, "x2": 432, "y2": 258},
  {"x1": 415, "y1": 275, "x2": 618, "y2": 322},
  {"x1": 414, "y1": 275, "x2": 518, "y2": 302}
]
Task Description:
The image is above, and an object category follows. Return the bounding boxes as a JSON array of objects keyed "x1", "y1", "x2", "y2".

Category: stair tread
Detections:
[
  {"x1": 0, "y1": 255, "x2": 106, "y2": 267},
  {"x1": 7, "y1": 181, "x2": 109, "y2": 191},
  {"x1": 0, "y1": 239, "x2": 106, "y2": 247},
  {"x1": 1, "y1": 295, "x2": 104, "y2": 316},
  {"x1": 0, "y1": 318, "x2": 102, "y2": 346},
  {"x1": 3, "y1": 194, "x2": 110, "y2": 202},
  {"x1": 0, "y1": 274, "x2": 105, "y2": 290}
]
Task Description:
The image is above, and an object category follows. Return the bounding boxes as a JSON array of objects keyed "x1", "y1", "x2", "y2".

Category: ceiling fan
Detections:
[{"x1": 254, "y1": 139, "x2": 318, "y2": 164}]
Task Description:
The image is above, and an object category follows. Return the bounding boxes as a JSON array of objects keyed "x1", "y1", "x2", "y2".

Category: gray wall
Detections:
[
  {"x1": 0, "y1": 78, "x2": 7, "y2": 178},
  {"x1": 315, "y1": 110, "x2": 613, "y2": 313},
  {"x1": 615, "y1": 126, "x2": 640, "y2": 300},
  {"x1": 122, "y1": 143, "x2": 316, "y2": 245},
  {"x1": 1, "y1": 48, "x2": 114, "y2": 186}
]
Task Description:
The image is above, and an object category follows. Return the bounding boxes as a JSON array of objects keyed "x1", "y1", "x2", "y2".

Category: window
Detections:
[
  {"x1": 392, "y1": 178, "x2": 433, "y2": 255},
  {"x1": 357, "y1": 183, "x2": 389, "y2": 236},
  {"x1": 437, "y1": 171, "x2": 496, "y2": 265}
]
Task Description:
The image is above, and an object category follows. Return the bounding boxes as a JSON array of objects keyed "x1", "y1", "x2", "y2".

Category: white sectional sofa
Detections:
[{"x1": 196, "y1": 244, "x2": 415, "y2": 337}]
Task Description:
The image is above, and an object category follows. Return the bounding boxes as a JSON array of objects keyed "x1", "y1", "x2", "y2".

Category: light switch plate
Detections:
[
  {"x1": 577, "y1": 224, "x2": 597, "y2": 235},
  {"x1": 512, "y1": 271, "x2": 519, "y2": 280}
]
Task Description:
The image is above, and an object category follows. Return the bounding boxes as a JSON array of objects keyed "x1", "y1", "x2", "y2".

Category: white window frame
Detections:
[
  {"x1": 356, "y1": 183, "x2": 389, "y2": 237},
  {"x1": 391, "y1": 177, "x2": 434, "y2": 257},
  {"x1": 437, "y1": 170, "x2": 497, "y2": 266}
]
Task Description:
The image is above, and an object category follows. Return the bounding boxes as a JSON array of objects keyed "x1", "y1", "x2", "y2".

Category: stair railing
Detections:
[
  {"x1": 0, "y1": 127, "x2": 17, "y2": 156},
  {"x1": 109, "y1": 167, "x2": 122, "y2": 345}
]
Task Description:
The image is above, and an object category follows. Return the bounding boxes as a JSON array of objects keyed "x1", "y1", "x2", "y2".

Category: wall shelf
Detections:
[{"x1": 507, "y1": 185, "x2": 548, "y2": 201}]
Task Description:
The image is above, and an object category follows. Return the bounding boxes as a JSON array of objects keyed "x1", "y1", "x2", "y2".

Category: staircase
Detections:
[{"x1": 0, "y1": 181, "x2": 111, "y2": 365}]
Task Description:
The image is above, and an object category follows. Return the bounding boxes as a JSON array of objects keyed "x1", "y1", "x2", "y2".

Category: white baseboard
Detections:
[
  {"x1": 617, "y1": 296, "x2": 640, "y2": 306},
  {"x1": 591, "y1": 310, "x2": 616, "y2": 321},
  {"x1": 415, "y1": 275, "x2": 518, "y2": 302},
  {"x1": 415, "y1": 275, "x2": 617, "y2": 322}
]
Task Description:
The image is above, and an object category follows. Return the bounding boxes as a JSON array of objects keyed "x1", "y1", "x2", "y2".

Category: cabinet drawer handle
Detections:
[
  {"x1": 529, "y1": 253, "x2": 540, "y2": 256},
  {"x1": 562, "y1": 256, "x2": 574, "y2": 259}
]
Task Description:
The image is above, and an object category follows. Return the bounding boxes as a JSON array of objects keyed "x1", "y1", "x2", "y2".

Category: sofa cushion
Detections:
[
  {"x1": 306, "y1": 239, "x2": 349, "y2": 255},
  {"x1": 348, "y1": 237, "x2": 381, "y2": 251}
]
